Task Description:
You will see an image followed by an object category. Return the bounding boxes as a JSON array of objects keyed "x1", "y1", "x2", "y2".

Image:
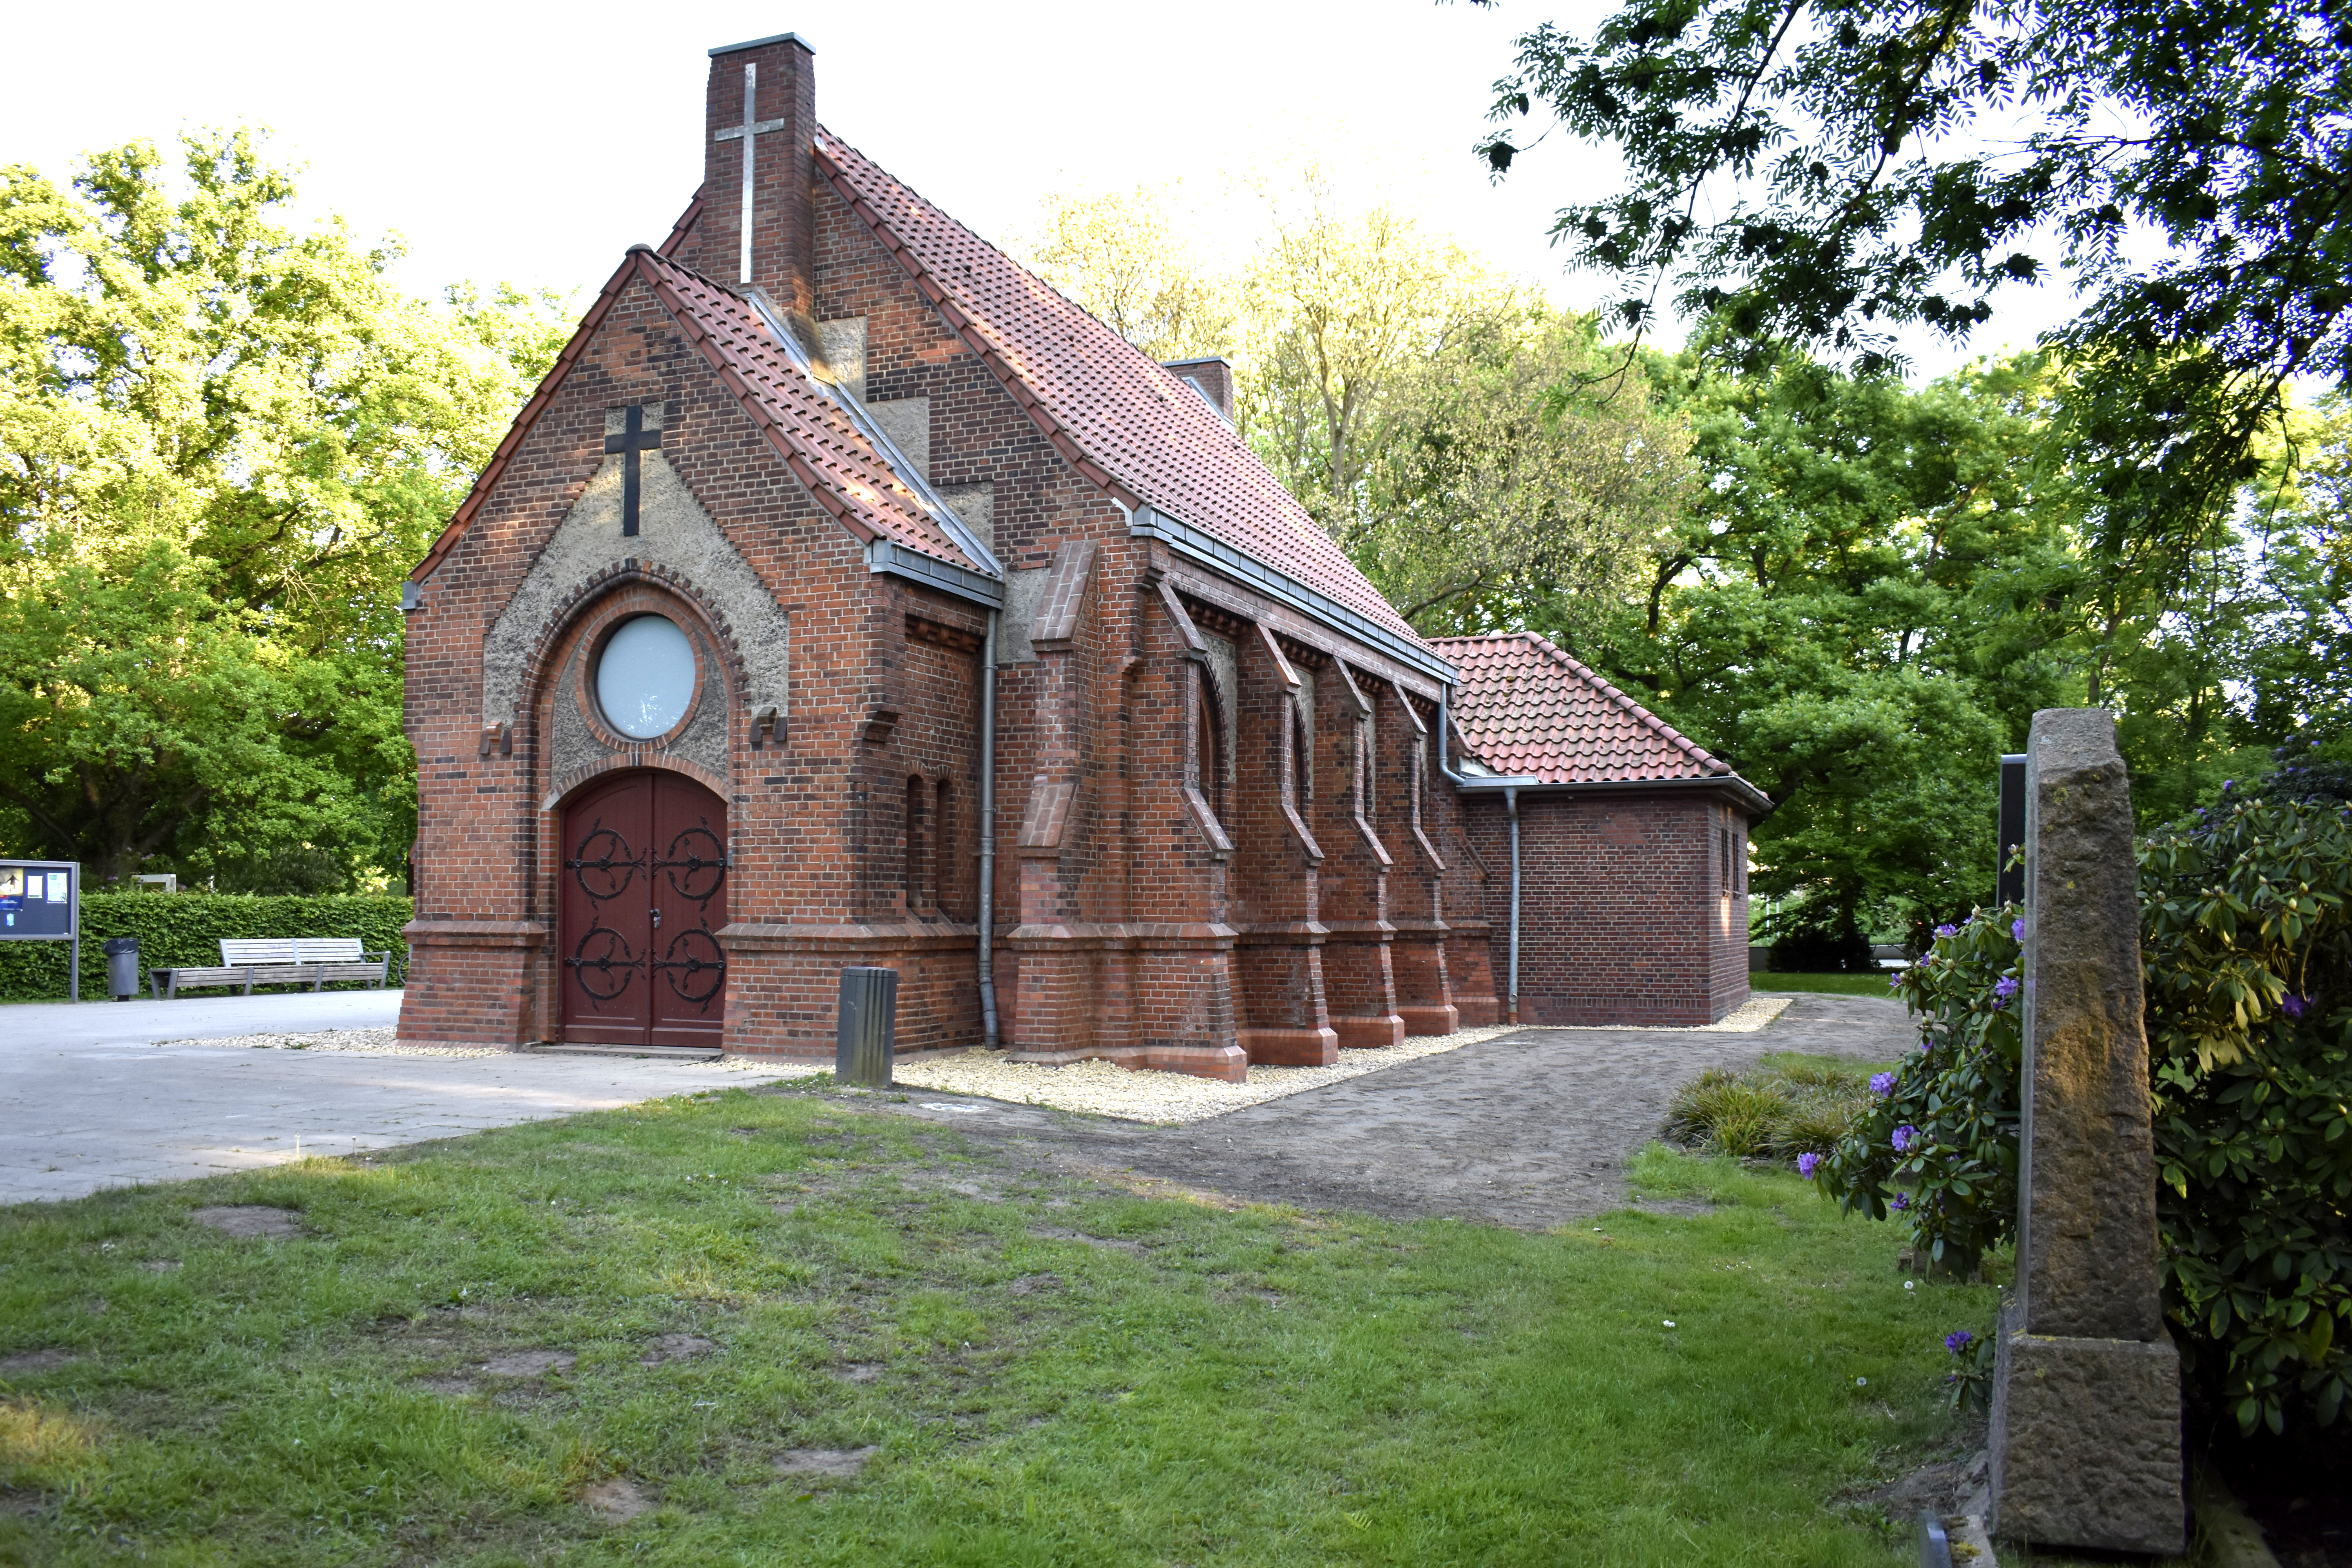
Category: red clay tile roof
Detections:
[
  {"x1": 813, "y1": 128, "x2": 1429, "y2": 648},
  {"x1": 1435, "y1": 632, "x2": 1762, "y2": 797},
  {"x1": 412, "y1": 235, "x2": 981, "y2": 584}
]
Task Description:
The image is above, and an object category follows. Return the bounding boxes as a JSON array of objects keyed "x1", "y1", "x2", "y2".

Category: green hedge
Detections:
[{"x1": 0, "y1": 893, "x2": 413, "y2": 1001}]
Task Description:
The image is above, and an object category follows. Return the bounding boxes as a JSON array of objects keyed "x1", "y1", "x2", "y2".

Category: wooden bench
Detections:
[{"x1": 148, "y1": 938, "x2": 396, "y2": 999}]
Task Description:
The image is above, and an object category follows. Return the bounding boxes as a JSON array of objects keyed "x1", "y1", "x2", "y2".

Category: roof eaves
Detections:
[{"x1": 1132, "y1": 504, "x2": 1459, "y2": 686}]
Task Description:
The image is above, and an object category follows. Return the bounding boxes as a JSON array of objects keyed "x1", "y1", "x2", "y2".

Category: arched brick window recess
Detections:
[
  {"x1": 1195, "y1": 681, "x2": 1225, "y2": 822},
  {"x1": 1289, "y1": 701, "x2": 1312, "y2": 810},
  {"x1": 935, "y1": 777, "x2": 958, "y2": 919},
  {"x1": 905, "y1": 774, "x2": 931, "y2": 915}
]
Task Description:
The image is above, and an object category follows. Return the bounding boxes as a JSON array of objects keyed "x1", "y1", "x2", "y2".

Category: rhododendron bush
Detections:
[{"x1": 1812, "y1": 796, "x2": 2352, "y2": 1432}]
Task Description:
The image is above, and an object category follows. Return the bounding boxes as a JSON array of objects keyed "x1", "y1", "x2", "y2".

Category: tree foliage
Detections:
[
  {"x1": 0, "y1": 132, "x2": 567, "y2": 885},
  {"x1": 1474, "y1": 0, "x2": 2351, "y2": 517}
]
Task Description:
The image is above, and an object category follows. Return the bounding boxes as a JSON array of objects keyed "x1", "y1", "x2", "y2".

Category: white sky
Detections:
[{"x1": 4, "y1": 0, "x2": 2086, "y2": 380}]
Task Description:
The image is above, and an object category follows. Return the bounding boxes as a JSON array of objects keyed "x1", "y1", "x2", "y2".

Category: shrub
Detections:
[
  {"x1": 1817, "y1": 912, "x2": 2023, "y2": 1279},
  {"x1": 1811, "y1": 795, "x2": 2352, "y2": 1432},
  {"x1": 2141, "y1": 797, "x2": 2352, "y2": 1433},
  {"x1": 0, "y1": 893, "x2": 413, "y2": 1000}
]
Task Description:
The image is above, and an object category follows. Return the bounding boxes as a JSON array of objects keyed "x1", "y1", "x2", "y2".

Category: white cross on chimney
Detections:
[{"x1": 712, "y1": 63, "x2": 791, "y2": 286}]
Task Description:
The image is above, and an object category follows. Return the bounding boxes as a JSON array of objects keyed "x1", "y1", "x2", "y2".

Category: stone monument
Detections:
[{"x1": 1988, "y1": 708, "x2": 2183, "y2": 1552}]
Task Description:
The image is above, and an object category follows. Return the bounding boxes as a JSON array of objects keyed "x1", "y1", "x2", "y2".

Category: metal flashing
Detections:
[
  {"x1": 1130, "y1": 505, "x2": 1456, "y2": 686},
  {"x1": 708, "y1": 31, "x2": 814, "y2": 56},
  {"x1": 742, "y1": 288, "x2": 1001, "y2": 580},
  {"x1": 867, "y1": 540, "x2": 1004, "y2": 608},
  {"x1": 1454, "y1": 772, "x2": 1774, "y2": 815}
]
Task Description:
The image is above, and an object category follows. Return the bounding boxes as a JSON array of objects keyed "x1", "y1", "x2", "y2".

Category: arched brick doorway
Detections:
[{"x1": 558, "y1": 770, "x2": 729, "y2": 1048}]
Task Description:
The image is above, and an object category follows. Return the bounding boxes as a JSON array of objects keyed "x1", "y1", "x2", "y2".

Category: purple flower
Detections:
[
  {"x1": 2012, "y1": 918, "x2": 2026, "y2": 941},
  {"x1": 1945, "y1": 1329, "x2": 1974, "y2": 1354},
  {"x1": 1887, "y1": 974, "x2": 1904, "y2": 992},
  {"x1": 2282, "y1": 994, "x2": 2309, "y2": 1020},
  {"x1": 1870, "y1": 1072, "x2": 1896, "y2": 1097},
  {"x1": 1993, "y1": 976, "x2": 2019, "y2": 998},
  {"x1": 1933, "y1": 923, "x2": 1959, "y2": 939},
  {"x1": 1796, "y1": 1152, "x2": 1821, "y2": 1178},
  {"x1": 1892, "y1": 1124, "x2": 1919, "y2": 1153},
  {"x1": 2222, "y1": 780, "x2": 2234, "y2": 792},
  {"x1": 1890, "y1": 1192, "x2": 1910, "y2": 1211}
]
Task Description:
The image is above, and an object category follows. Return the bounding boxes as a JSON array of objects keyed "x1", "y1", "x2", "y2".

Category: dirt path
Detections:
[{"x1": 833, "y1": 992, "x2": 1916, "y2": 1230}]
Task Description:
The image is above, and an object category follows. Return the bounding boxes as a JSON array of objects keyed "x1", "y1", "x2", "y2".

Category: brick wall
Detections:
[{"x1": 1460, "y1": 789, "x2": 1751, "y2": 1027}]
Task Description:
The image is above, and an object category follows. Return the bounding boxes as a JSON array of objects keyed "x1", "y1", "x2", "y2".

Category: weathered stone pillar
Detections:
[{"x1": 1988, "y1": 708, "x2": 2182, "y2": 1555}]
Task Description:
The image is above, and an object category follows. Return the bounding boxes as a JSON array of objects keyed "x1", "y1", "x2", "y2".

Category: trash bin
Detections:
[
  {"x1": 104, "y1": 937, "x2": 141, "y2": 1001},
  {"x1": 835, "y1": 966, "x2": 899, "y2": 1087}
]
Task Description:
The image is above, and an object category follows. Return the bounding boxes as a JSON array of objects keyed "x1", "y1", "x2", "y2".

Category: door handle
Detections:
[{"x1": 651, "y1": 907, "x2": 662, "y2": 929}]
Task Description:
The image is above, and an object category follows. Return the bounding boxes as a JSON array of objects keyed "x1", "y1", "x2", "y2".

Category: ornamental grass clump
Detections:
[
  {"x1": 1809, "y1": 795, "x2": 2352, "y2": 1433},
  {"x1": 1662, "y1": 1062, "x2": 1874, "y2": 1161}
]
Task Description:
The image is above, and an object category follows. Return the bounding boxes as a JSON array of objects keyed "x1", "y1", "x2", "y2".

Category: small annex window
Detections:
[{"x1": 595, "y1": 614, "x2": 697, "y2": 739}]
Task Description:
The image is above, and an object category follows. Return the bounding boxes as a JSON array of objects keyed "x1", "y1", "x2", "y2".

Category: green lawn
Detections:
[
  {"x1": 1755, "y1": 972, "x2": 1908, "y2": 997},
  {"x1": 0, "y1": 1083, "x2": 1998, "y2": 1566}
]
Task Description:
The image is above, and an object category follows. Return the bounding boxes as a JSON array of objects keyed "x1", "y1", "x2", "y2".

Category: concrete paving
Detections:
[{"x1": 0, "y1": 992, "x2": 803, "y2": 1204}]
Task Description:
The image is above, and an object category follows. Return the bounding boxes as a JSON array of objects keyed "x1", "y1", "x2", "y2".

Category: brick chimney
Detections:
[
  {"x1": 701, "y1": 32, "x2": 817, "y2": 335},
  {"x1": 1164, "y1": 356, "x2": 1235, "y2": 423}
]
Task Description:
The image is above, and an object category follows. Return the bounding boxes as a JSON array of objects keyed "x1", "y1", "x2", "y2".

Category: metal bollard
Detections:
[
  {"x1": 834, "y1": 966, "x2": 899, "y2": 1087},
  {"x1": 103, "y1": 937, "x2": 141, "y2": 1002}
]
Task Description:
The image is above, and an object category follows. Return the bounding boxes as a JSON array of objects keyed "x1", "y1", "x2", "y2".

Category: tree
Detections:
[
  {"x1": 0, "y1": 132, "x2": 567, "y2": 886},
  {"x1": 1347, "y1": 305, "x2": 1692, "y2": 639},
  {"x1": 1471, "y1": 0, "x2": 2352, "y2": 684},
  {"x1": 1019, "y1": 183, "x2": 1233, "y2": 364},
  {"x1": 1568, "y1": 348, "x2": 2086, "y2": 949}
]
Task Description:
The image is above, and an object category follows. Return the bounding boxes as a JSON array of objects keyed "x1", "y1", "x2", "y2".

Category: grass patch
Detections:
[
  {"x1": 1754, "y1": 972, "x2": 1905, "y2": 996},
  {"x1": 0, "y1": 1088, "x2": 1992, "y2": 1565},
  {"x1": 1662, "y1": 1058, "x2": 1889, "y2": 1161}
]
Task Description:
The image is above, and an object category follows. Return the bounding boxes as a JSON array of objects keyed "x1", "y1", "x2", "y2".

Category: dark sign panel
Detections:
[{"x1": 0, "y1": 862, "x2": 76, "y2": 939}]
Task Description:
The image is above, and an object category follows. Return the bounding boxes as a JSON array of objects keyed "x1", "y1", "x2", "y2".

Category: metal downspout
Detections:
[
  {"x1": 978, "y1": 609, "x2": 1001, "y2": 1049},
  {"x1": 1506, "y1": 785, "x2": 1522, "y2": 1026}
]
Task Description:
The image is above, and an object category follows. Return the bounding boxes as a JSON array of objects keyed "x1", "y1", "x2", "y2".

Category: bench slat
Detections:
[
  {"x1": 151, "y1": 956, "x2": 390, "y2": 997},
  {"x1": 219, "y1": 939, "x2": 299, "y2": 965}
]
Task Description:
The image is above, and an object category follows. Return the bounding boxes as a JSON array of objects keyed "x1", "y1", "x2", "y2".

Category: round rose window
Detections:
[{"x1": 595, "y1": 614, "x2": 697, "y2": 739}]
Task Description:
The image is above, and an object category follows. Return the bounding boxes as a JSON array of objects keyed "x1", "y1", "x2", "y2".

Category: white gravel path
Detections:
[
  {"x1": 165, "y1": 1029, "x2": 804, "y2": 1072},
  {"x1": 889, "y1": 996, "x2": 1790, "y2": 1124},
  {"x1": 165, "y1": 1027, "x2": 501, "y2": 1059}
]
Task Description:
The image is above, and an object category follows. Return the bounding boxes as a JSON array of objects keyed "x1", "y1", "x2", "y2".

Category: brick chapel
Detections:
[{"x1": 396, "y1": 32, "x2": 1767, "y2": 1075}]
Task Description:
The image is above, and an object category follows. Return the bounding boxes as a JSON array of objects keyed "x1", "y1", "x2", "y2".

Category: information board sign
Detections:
[{"x1": 0, "y1": 860, "x2": 81, "y2": 1001}]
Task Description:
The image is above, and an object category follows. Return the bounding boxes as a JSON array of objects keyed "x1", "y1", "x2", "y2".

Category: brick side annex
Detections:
[
  {"x1": 395, "y1": 33, "x2": 1765, "y2": 1072},
  {"x1": 1439, "y1": 633, "x2": 1769, "y2": 1027}
]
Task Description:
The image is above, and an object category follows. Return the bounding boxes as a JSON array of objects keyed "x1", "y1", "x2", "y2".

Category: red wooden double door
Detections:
[{"x1": 558, "y1": 771, "x2": 729, "y2": 1048}]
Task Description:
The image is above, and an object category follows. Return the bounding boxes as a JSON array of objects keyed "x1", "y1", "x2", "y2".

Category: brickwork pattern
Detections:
[{"x1": 1462, "y1": 791, "x2": 1751, "y2": 1027}]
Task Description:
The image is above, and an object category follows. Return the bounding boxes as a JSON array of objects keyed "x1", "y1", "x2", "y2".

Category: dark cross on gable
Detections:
[
  {"x1": 712, "y1": 61, "x2": 792, "y2": 286},
  {"x1": 606, "y1": 406, "x2": 661, "y2": 538}
]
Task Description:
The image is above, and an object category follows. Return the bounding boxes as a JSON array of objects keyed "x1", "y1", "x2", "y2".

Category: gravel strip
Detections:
[
  {"x1": 167, "y1": 1028, "x2": 502, "y2": 1059},
  {"x1": 889, "y1": 1025, "x2": 1523, "y2": 1124},
  {"x1": 888, "y1": 996, "x2": 1792, "y2": 1125},
  {"x1": 1532, "y1": 994, "x2": 1793, "y2": 1033}
]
